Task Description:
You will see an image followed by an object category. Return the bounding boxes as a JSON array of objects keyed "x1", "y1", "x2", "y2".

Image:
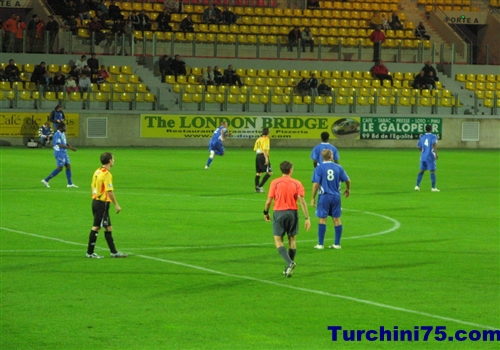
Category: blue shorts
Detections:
[
  {"x1": 315, "y1": 194, "x2": 342, "y2": 219},
  {"x1": 420, "y1": 158, "x2": 436, "y2": 171},
  {"x1": 55, "y1": 152, "x2": 70, "y2": 166},
  {"x1": 209, "y1": 140, "x2": 225, "y2": 156}
]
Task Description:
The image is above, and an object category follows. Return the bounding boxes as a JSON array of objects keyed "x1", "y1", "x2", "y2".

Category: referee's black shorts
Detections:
[
  {"x1": 256, "y1": 153, "x2": 272, "y2": 173},
  {"x1": 92, "y1": 199, "x2": 111, "y2": 227}
]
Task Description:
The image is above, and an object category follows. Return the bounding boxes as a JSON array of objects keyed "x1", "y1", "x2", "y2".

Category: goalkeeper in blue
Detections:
[
  {"x1": 415, "y1": 124, "x2": 439, "y2": 192},
  {"x1": 205, "y1": 120, "x2": 230, "y2": 169},
  {"x1": 311, "y1": 149, "x2": 351, "y2": 250}
]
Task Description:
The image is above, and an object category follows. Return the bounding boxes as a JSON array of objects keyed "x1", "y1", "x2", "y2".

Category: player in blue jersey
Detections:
[
  {"x1": 310, "y1": 132, "x2": 340, "y2": 168},
  {"x1": 415, "y1": 124, "x2": 439, "y2": 192},
  {"x1": 311, "y1": 149, "x2": 351, "y2": 250},
  {"x1": 205, "y1": 120, "x2": 230, "y2": 169},
  {"x1": 41, "y1": 122, "x2": 78, "y2": 188}
]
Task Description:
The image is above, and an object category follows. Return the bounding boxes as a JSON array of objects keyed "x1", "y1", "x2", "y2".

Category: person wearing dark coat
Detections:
[
  {"x1": 31, "y1": 61, "x2": 47, "y2": 85},
  {"x1": 156, "y1": 9, "x2": 172, "y2": 32}
]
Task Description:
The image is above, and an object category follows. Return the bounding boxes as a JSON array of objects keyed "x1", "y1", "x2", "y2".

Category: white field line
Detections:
[
  {"x1": 0, "y1": 226, "x2": 497, "y2": 331},
  {"x1": 0, "y1": 209, "x2": 399, "y2": 252}
]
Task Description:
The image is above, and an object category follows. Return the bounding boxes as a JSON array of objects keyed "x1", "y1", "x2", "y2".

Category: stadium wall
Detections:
[{"x1": 1, "y1": 111, "x2": 498, "y2": 149}]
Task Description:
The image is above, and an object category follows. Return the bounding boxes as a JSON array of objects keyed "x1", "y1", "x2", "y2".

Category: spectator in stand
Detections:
[
  {"x1": 415, "y1": 21, "x2": 431, "y2": 40},
  {"x1": 307, "y1": 0, "x2": 320, "y2": 9},
  {"x1": 129, "y1": 11, "x2": 140, "y2": 30},
  {"x1": 35, "y1": 18, "x2": 45, "y2": 53},
  {"x1": 63, "y1": 0, "x2": 79, "y2": 21},
  {"x1": 137, "y1": 10, "x2": 151, "y2": 31},
  {"x1": 96, "y1": 0, "x2": 108, "y2": 19},
  {"x1": 66, "y1": 75, "x2": 79, "y2": 93},
  {"x1": 159, "y1": 54, "x2": 173, "y2": 83},
  {"x1": 171, "y1": 54, "x2": 187, "y2": 80},
  {"x1": 31, "y1": 61, "x2": 47, "y2": 86},
  {"x1": 110, "y1": 17, "x2": 124, "y2": 45},
  {"x1": 0, "y1": 68, "x2": 7, "y2": 82},
  {"x1": 27, "y1": 14, "x2": 40, "y2": 53},
  {"x1": 413, "y1": 70, "x2": 431, "y2": 90},
  {"x1": 381, "y1": 14, "x2": 390, "y2": 30},
  {"x1": 164, "y1": 0, "x2": 182, "y2": 14},
  {"x1": 89, "y1": 16, "x2": 105, "y2": 45},
  {"x1": 2, "y1": 14, "x2": 18, "y2": 53},
  {"x1": 201, "y1": 66, "x2": 215, "y2": 88},
  {"x1": 157, "y1": 9, "x2": 173, "y2": 32},
  {"x1": 390, "y1": 12, "x2": 403, "y2": 30},
  {"x1": 45, "y1": 15, "x2": 59, "y2": 54},
  {"x1": 203, "y1": 5, "x2": 220, "y2": 24},
  {"x1": 421, "y1": 61, "x2": 438, "y2": 83},
  {"x1": 122, "y1": 20, "x2": 134, "y2": 54},
  {"x1": 224, "y1": 64, "x2": 244, "y2": 87},
  {"x1": 180, "y1": 14, "x2": 194, "y2": 32},
  {"x1": 301, "y1": 27, "x2": 314, "y2": 53},
  {"x1": 65, "y1": 15, "x2": 78, "y2": 36},
  {"x1": 95, "y1": 9, "x2": 107, "y2": 24},
  {"x1": 5, "y1": 59, "x2": 21, "y2": 84},
  {"x1": 40, "y1": 71, "x2": 54, "y2": 93},
  {"x1": 77, "y1": 0, "x2": 92, "y2": 21},
  {"x1": 370, "y1": 59, "x2": 393, "y2": 86},
  {"x1": 426, "y1": 71, "x2": 437, "y2": 90},
  {"x1": 89, "y1": 0, "x2": 101, "y2": 11},
  {"x1": 296, "y1": 78, "x2": 311, "y2": 99},
  {"x1": 108, "y1": 0, "x2": 123, "y2": 21},
  {"x1": 78, "y1": 73, "x2": 91, "y2": 96},
  {"x1": 288, "y1": 27, "x2": 301, "y2": 52},
  {"x1": 75, "y1": 55, "x2": 87, "y2": 72},
  {"x1": 96, "y1": 65, "x2": 110, "y2": 86},
  {"x1": 53, "y1": 71, "x2": 66, "y2": 93},
  {"x1": 308, "y1": 73, "x2": 319, "y2": 95},
  {"x1": 68, "y1": 65, "x2": 80, "y2": 83},
  {"x1": 317, "y1": 79, "x2": 332, "y2": 96},
  {"x1": 14, "y1": 15, "x2": 27, "y2": 53},
  {"x1": 213, "y1": 66, "x2": 225, "y2": 85},
  {"x1": 369, "y1": 11, "x2": 383, "y2": 30},
  {"x1": 221, "y1": 7, "x2": 237, "y2": 25},
  {"x1": 81, "y1": 65, "x2": 92, "y2": 79},
  {"x1": 87, "y1": 53, "x2": 99, "y2": 76},
  {"x1": 369, "y1": 25, "x2": 385, "y2": 62}
]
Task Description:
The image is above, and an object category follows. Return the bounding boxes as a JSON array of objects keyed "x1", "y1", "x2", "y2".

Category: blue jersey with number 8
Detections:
[{"x1": 312, "y1": 161, "x2": 349, "y2": 196}]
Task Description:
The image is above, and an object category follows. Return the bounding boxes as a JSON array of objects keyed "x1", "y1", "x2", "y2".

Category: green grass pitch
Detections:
[{"x1": 1, "y1": 146, "x2": 499, "y2": 350}]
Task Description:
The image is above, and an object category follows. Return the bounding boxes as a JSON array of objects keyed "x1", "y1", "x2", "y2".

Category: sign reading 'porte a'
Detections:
[{"x1": 360, "y1": 117, "x2": 442, "y2": 140}]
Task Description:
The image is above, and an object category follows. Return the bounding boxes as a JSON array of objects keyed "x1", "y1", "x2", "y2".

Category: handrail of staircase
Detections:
[{"x1": 433, "y1": 7, "x2": 473, "y2": 63}]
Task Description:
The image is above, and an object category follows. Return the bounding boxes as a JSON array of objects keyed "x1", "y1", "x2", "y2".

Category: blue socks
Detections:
[
  {"x1": 416, "y1": 172, "x2": 423, "y2": 186},
  {"x1": 66, "y1": 169, "x2": 73, "y2": 185},
  {"x1": 206, "y1": 157, "x2": 213, "y2": 167},
  {"x1": 334, "y1": 225, "x2": 343, "y2": 246},
  {"x1": 318, "y1": 224, "x2": 326, "y2": 245},
  {"x1": 45, "y1": 168, "x2": 61, "y2": 181},
  {"x1": 430, "y1": 172, "x2": 436, "y2": 188}
]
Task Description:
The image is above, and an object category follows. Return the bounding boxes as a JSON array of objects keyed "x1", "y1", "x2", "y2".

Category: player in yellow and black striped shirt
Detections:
[
  {"x1": 254, "y1": 127, "x2": 273, "y2": 193},
  {"x1": 86, "y1": 152, "x2": 127, "y2": 259}
]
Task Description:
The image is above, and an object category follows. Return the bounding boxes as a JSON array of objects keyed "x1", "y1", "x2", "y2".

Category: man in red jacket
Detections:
[
  {"x1": 369, "y1": 25, "x2": 385, "y2": 62},
  {"x1": 370, "y1": 60, "x2": 393, "y2": 86}
]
